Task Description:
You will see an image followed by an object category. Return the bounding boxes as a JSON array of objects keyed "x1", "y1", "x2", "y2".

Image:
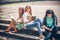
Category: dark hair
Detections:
[
  {"x1": 25, "y1": 6, "x2": 32, "y2": 15},
  {"x1": 43, "y1": 9, "x2": 57, "y2": 26},
  {"x1": 45, "y1": 10, "x2": 55, "y2": 18},
  {"x1": 19, "y1": 8, "x2": 24, "y2": 18}
]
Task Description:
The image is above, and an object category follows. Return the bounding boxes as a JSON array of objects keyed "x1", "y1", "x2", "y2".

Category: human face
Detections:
[
  {"x1": 19, "y1": 8, "x2": 23, "y2": 14},
  {"x1": 26, "y1": 6, "x2": 31, "y2": 12},
  {"x1": 47, "y1": 13, "x2": 52, "y2": 17}
]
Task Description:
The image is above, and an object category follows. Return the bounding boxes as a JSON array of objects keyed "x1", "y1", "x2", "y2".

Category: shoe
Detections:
[
  {"x1": 39, "y1": 34, "x2": 45, "y2": 40},
  {"x1": 52, "y1": 37, "x2": 55, "y2": 40}
]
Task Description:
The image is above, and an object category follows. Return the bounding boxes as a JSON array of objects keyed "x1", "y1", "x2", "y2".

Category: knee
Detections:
[
  {"x1": 36, "y1": 22, "x2": 40, "y2": 26},
  {"x1": 36, "y1": 22, "x2": 39, "y2": 24},
  {"x1": 36, "y1": 18, "x2": 40, "y2": 21}
]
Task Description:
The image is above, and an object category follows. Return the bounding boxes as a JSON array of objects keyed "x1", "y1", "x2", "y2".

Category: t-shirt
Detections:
[
  {"x1": 46, "y1": 16, "x2": 53, "y2": 28},
  {"x1": 22, "y1": 12, "x2": 31, "y2": 23},
  {"x1": 23, "y1": 12, "x2": 34, "y2": 26}
]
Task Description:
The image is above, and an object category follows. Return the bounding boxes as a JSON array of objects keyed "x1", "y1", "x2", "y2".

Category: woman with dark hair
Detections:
[
  {"x1": 23, "y1": 6, "x2": 44, "y2": 39},
  {"x1": 42, "y1": 10, "x2": 57, "y2": 40},
  {"x1": 5, "y1": 8, "x2": 24, "y2": 32}
]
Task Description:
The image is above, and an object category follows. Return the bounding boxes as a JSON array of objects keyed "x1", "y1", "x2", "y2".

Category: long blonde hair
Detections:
[{"x1": 25, "y1": 6, "x2": 32, "y2": 15}]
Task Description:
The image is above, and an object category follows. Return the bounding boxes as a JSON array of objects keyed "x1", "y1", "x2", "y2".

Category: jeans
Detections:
[
  {"x1": 44, "y1": 30, "x2": 51, "y2": 40},
  {"x1": 26, "y1": 18, "x2": 42, "y2": 35},
  {"x1": 44, "y1": 26, "x2": 57, "y2": 40}
]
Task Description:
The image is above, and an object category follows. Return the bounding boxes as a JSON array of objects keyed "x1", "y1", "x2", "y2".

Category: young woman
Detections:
[
  {"x1": 42, "y1": 10, "x2": 57, "y2": 40},
  {"x1": 23, "y1": 6, "x2": 44, "y2": 38},
  {"x1": 5, "y1": 8, "x2": 24, "y2": 32}
]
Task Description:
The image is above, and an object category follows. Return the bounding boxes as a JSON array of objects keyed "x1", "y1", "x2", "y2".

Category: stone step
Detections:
[
  {"x1": 0, "y1": 25, "x2": 39, "y2": 36},
  {"x1": 0, "y1": 19, "x2": 11, "y2": 24},
  {"x1": 0, "y1": 23, "x2": 9, "y2": 26},
  {"x1": 0, "y1": 31, "x2": 39, "y2": 40}
]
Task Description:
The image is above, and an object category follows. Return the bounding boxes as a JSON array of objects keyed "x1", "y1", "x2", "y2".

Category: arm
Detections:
[
  {"x1": 42, "y1": 18, "x2": 52, "y2": 31},
  {"x1": 24, "y1": 19, "x2": 32, "y2": 24},
  {"x1": 42, "y1": 18, "x2": 47, "y2": 31},
  {"x1": 16, "y1": 17, "x2": 23, "y2": 24},
  {"x1": 24, "y1": 16, "x2": 32, "y2": 24},
  {"x1": 42, "y1": 18, "x2": 47, "y2": 28},
  {"x1": 23, "y1": 12, "x2": 32, "y2": 24},
  {"x1": 52, "y1": 17, "x2": 57, "y2": 29}
]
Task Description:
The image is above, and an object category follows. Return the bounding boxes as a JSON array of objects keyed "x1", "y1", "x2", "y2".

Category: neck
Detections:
[
  {"x1": 47, "y1": 16, "x2": 52, "y2": 18},
  {"x1": 27, "y1": 11, "x2": 30, "y2": 13}
]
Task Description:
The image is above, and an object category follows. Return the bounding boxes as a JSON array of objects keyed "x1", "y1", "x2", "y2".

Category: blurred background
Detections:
[
  {"x1": 0, "y1": 1, "x2": 60, "y2": 40},
  {"x1": 0, "y1": 1, "x2": 60, "y2": 25}
]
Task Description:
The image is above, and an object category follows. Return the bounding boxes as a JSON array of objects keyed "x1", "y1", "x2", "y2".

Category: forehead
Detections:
[
  {"x1": 19, "y1": 8, "x2": 22, "y2": 10},
  {"x1": 47, "y1": 14, "x2": 52, "y2": 15},
  {"x1": 26, "y1": 6, "x2": 30, "y2": 8}
]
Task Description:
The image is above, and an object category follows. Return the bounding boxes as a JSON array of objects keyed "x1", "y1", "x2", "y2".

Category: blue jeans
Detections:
[
  {"x1": 44, "y1": 30, "x2": 51, "y2": 40},
  {"x1": 26, "y1": 18, "x2": 42, "y2": 35},
  {"x1": 44, "y1": 26, "x2": 57, "y2": 40}
]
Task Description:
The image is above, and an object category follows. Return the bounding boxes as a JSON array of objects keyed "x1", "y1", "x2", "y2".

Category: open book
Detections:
[{"x1": 27, "y1": 16, "x2": 36, "y2": 20}]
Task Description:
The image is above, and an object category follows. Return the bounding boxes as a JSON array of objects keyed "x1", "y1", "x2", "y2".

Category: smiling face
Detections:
[
  {"x1": 25, "y1": 6, "x2": 32, "y2": 15},
  {"x1": 26, "y1": 6, "x2": 31, "y2": 12}
]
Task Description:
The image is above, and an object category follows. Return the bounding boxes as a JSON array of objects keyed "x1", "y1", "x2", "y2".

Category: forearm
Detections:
[{"x1": 24, "y1": 20, "x2": 32, "y2": 24}]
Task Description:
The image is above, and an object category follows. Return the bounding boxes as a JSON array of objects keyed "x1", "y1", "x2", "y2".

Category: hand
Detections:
[
  {"x1": 16, "y1": 21, "x2": 20, "y2": 24},
  {"x1": 17, "y1": 22, "x2": 20, "y2": 24},
  {"x1": 48, "y1": 28, "x2": 52, "y2": 32},
  {"x1": 42, "y1": 25, "x2": 46, "y2": 29},
  {"x1": 42, "y1": 25, "x2": 46, "y2": 32}
]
